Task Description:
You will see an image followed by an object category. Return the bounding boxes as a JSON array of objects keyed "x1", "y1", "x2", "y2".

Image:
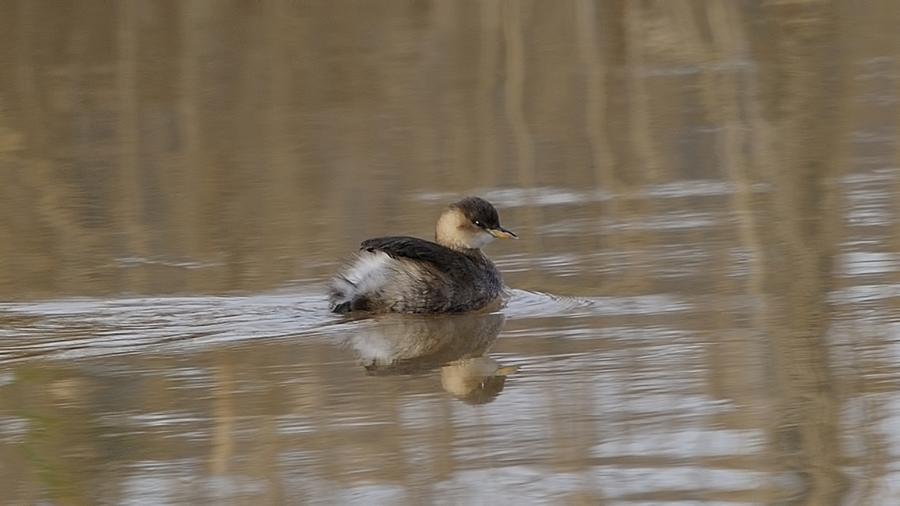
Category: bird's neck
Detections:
[{"x1": 435, "y1": 208, "x2": 470, "y2": 250}]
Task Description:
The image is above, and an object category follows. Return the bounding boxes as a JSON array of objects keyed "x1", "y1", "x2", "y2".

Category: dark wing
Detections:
[{"x1": 360, "y1": 236, "x2": 471, "y2": 272}]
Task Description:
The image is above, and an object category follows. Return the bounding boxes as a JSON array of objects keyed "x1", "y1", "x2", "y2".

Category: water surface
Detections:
[{"x1": 2, "y1": 1, "x2": 900, "y2": 505}]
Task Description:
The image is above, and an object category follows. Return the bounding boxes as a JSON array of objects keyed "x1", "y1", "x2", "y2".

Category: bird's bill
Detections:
[{"x1": 488, "y1": 227, "x2": 518, "y2": 239}]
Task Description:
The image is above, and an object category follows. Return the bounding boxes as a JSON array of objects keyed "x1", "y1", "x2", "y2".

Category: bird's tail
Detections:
[{"x1": 328, "y1": 275, "x2": 356, "y2": 313}]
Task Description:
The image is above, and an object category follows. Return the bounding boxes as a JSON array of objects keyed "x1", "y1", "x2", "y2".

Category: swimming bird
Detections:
[{"x1": 329, "y1": 196, "x2": 517, "y2": 314}]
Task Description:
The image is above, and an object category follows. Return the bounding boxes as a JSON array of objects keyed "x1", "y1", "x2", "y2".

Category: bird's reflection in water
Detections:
[{"x1": 341, "y1": 312, "x2": 518, "y2": 404}]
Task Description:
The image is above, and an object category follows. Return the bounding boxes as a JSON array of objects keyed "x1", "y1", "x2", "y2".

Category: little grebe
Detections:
[{"x1": 329, "y1": 196, "x2": 517, "y2": 314}]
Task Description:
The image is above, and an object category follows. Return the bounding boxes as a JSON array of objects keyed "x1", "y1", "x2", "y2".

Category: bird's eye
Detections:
[{"x1": 474, "y1": 220, "x2": 484, "y2": 228}]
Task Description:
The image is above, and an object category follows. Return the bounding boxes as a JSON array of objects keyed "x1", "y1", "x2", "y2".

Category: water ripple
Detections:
[
  {"x1": 0, "y1": 290, "x2": 337, "y2": 362},
  {"x1": 504, "y1": 289, "x2": 691, "y2": 319}
]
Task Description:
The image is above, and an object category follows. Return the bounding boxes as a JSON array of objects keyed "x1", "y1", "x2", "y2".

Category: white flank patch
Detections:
[{"x1": 342, "y1": 251, "x2": 393, "y2": 295}]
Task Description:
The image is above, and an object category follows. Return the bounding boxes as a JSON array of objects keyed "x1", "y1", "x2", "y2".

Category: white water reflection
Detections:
[
  {"x1": 417, "y1": 180, "x2": 771, "y2": 209},
  {"x1": 842, "y1": 252, "x2": 900, "y2": 276},
  {"x1": 593, "y1": 429, "x2": 763, "y2": 458}
]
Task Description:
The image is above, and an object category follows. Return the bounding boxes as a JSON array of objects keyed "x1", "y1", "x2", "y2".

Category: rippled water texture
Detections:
[{"x1": 3, "y1": 1, "x2": 900, "y2": 505}]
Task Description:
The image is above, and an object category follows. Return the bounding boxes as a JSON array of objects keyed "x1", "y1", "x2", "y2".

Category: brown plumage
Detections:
[{"x1": 329, "y1": 197, "x2": 517, "y2": 314}]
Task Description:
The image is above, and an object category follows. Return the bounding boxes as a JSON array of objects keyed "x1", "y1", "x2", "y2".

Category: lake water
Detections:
[{"x1": 2, "y1": 1, "x2": 900, "y2": 505}]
